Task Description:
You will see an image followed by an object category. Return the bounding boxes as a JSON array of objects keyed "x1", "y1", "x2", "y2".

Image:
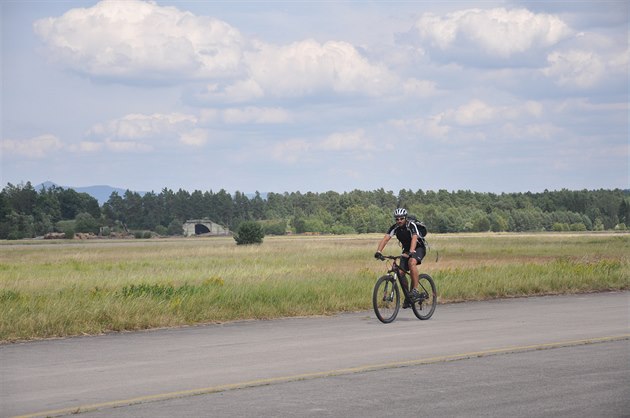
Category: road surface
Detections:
[{"x1": 1, "y1": 292, "x2": 628, "y2": 417}]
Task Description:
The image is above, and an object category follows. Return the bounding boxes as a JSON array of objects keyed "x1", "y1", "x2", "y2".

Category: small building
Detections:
[{"x1": 183, "y1": 219, "x2": 230, "y2": 237}]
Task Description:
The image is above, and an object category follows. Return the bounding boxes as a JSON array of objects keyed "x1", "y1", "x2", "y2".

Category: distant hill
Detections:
[
  {"x1": 36, "y1": 181, "x2": 144, "y2": 205},
  {"x1": 36, "y1": 181, "x2": 269, "y2": 204}
]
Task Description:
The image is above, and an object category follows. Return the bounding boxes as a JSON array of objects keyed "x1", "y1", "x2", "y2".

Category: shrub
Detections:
[
  {"x1": 56, "y1": 220, "x2": 76, "y2": 238},
  {"x1": 75, "y1": 212, "x2": 99, "y2": 234},
  {"x1": 234, "y1": 221, "x2": 265, "y2": 245},
  {"x1": 62, "y1": 225, "x2": 75, "y2": 239},
  {"x1": 570, "y1": 223, "x2": 587, "y2": 231},
  {"x1": 133, "y1": 230, "x2": 153, "y2": 239},
  {"x1": 154, "y1": 225, "x2": 168, "y2": 236},
  {"x1": 330, "y1": 223, "x2": 356, "y2": 234},
  {"x1": 552, "y1": 222, "x2": 569, "y2": 232}
]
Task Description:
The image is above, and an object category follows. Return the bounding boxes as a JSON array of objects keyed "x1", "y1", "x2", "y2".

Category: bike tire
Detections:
[
  {"x1": 411, "y1": 273, "x2": 437, "y2": 320},
  {"x1": 373, "y1": 275, "x2": 400, "y2": 323}
]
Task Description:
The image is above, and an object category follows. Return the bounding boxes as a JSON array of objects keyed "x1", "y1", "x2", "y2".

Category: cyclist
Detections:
[{"x1": 374, "y1": 208, "x2": 426, "y2": 307}]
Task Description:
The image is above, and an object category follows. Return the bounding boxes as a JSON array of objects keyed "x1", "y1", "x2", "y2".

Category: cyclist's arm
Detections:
[
  {"x1": 407, "y1": 222, "x2": 420, "y2": 255},
  {"x1": 376, "y1": 234, "x2": 391, "y2": 253},
  {"x1": 409, "y1": 234, "x2": 419, "y2": 255}
]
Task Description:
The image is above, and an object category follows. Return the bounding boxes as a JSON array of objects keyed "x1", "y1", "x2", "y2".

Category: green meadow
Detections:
[{"x1": 1, "y1": 233, "x2": 628, "y2": 342}]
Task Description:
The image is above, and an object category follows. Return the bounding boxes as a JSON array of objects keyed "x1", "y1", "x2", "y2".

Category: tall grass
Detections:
[{"x1": 1, "y1": 233, "x2": 628, "y2": 341}]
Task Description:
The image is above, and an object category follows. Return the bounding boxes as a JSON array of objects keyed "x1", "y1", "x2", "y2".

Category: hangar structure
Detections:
[{"x1": 183, "y1": 219, "x2": 230, "y2": 237}]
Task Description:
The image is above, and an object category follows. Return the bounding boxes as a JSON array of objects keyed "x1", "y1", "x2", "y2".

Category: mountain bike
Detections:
[{"x1": 373, "y1": 255, "x2": 437, "y2": 323}]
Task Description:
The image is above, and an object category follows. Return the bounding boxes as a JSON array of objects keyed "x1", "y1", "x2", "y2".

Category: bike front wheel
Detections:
[
  {"x1": 411, "y1": 273, "x2": 437, "y2": 320},
  {"x1": 373, "y1": 275, "x2": 400, "y2": 323}
]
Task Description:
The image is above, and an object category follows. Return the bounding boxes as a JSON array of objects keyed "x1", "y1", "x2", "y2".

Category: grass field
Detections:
[{"x1": 1, "y1": 233, "x2": 628, "y2": 342}]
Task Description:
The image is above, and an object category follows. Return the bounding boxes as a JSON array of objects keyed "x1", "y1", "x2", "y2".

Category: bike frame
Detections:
[{"x1": 386, "y1": 257, "x2": 413, "y2": 302}]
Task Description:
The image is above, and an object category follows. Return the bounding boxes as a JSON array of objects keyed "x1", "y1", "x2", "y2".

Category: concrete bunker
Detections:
[{"x1": 183, "y1": 219, "x2": 230, "y2": 237}]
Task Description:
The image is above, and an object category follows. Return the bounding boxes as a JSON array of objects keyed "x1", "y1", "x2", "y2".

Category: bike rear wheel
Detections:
[
  {"x1": 373, "y1": 275, "x2": 400, "y2": 323},
  {"x1": 411, "y1": 273, "x2": 437, "y2": 320}
]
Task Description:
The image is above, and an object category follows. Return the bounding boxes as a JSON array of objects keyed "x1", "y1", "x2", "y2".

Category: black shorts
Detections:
[{"x1": 400, "y1": 246, "x2": 426, "y2": 271}]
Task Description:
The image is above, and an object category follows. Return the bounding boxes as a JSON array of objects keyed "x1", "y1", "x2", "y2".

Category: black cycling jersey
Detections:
[{"x1": 386, "y1": 221, "x2": 422, "y2": 252}]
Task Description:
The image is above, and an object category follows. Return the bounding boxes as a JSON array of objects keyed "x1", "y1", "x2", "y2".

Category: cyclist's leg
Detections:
[
  {"x1": 409, "y1": 247, "x2": 425, "y2": 296},
  {"x1": 409, "y1": 257, "x2": 419, "y2": 289},
  {"x1": 410, "y1": 247, "x2": 426, "y2": 289}
]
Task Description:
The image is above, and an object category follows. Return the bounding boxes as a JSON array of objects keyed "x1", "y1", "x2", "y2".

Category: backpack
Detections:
[
  {"x1": 408, "y1": 215, "x2": 438, "y2": 261},
  {"x1": 407, "y1": 215, "x2": 428, "y2": 237}
]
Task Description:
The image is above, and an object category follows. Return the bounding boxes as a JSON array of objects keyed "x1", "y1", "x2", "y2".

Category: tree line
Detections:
[{"x1": 1, "y1": 182, "x2": 628, "y2": 239}]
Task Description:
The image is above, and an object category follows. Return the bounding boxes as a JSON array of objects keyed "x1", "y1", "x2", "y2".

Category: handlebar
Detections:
[{"x1": 377, "y1": 255, "x2": 402, "y2": 261}]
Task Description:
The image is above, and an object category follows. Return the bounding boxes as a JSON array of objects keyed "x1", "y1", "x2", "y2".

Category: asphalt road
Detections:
[{"x1": 1, "y1": 292, "x2": 628, "y2": 418}]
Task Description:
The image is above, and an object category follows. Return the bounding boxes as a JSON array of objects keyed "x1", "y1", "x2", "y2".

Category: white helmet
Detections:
[{"x1": 393, "y1": 208, "x2": 407, "y2": 218}]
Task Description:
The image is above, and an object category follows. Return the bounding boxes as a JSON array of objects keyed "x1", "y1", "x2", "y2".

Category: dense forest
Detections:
[{"x1": 1, "y1": 182, "x2": 628, "y2": 239}]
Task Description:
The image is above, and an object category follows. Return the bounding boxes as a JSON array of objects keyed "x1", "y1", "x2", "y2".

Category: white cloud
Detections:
[
  {"x1": 72, "y1": 141, "x2": 104, "y2": 153},
  {"x1": 200, "y1": 80, "x2": 265, "y2": 103},
  {"x1": 200, "y1": 39, "x2": 400, "y2": 102},
  {"x1": 270, "y1": 129, "x2": 374, "y2": 164},
  {"x1": 414, "y1": 8, "x2": 572, "y2": 58},
  {"x1": 403, "y1": 78, "x2": 438, "y2": 97},
  {"x1": 524, "y1": 123, "x2": 561, "y2": 140},
  {"x1": 33, "y1": 0, "x2": 246, "y2": 80},
  {"x1": 34, "y1": 1, "x2": 400, "y2": 102},
  {"x1": 88, "y1": 113, "x2": 197, "y2": 140},
  {"x1": 83, "y1": 112, "x2": 202, "y2": 153},
  {"x1": 389, "y1": 114, "x2": 450, "y2": 139},
  {"x1": 452, "y1": 100, "x2": 496, "y2": 126},
  {"x1": 319, "y1": 129, "x2": 369, "y2": 151},
  {"x1": 199, "y1": 107, "x2": 291, "y2": 124},
  {"x1": 543, "y1": 50, "x2": 606, "y2": 88},
  {"x1": 222, "y1": 107, "x2": 291, "y2": 124},
  {"x1": 271, "y1": 139, "x2": 311, "y2": 163},
  {"x1": 1, "y1": 134, "x2": 64, "y2": 158},
  {"x1": 104, "y1": 139, "x2": 153, "y2": 153},
  {"x1": 246, "y1": 39, "x2": 397, "y2": 97},
  {"x1": 391, "y1": 99, "x2": 547, "y2": 141},
  {"x1": 446, "y1": 99, "x2": 544, "y2": 127},
  {"x1": 179, "y1": 129, "x2": 208, "y2": 146}
]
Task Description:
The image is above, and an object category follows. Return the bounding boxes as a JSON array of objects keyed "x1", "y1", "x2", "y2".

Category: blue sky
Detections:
[{"x1": 1, "y1": 0, "x2": 628, "y2": 195}]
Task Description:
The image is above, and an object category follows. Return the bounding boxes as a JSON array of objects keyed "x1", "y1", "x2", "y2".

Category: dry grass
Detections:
[{"x1": 1, "y1": 233, "x2": 628, "y2": 342}]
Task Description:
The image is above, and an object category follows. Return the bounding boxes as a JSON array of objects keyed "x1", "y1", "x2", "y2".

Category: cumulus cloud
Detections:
[
  {"x1": 85, "y1": 112, "x2": 202, "y2": 152},
  {"x1": 451, "y1": 100, "x2": 496, "y2": 126},
  {"x1": 34, "y1": 0, "x2": 401, "y2": 102},
  {"x1": 199, "y1": 107, "x2": 291, "y2": 124},
  {"x1": 543, "y1": 49, "x2": 609, "y2": 88},
  {"x1": 71, "y1": 141, "x2": 104, "y2": 153},
  {"x1": 271, "y1": 129, "x2": 374, "y2": 163},
  {"x1": 222, "y1": 107, "x2": 291, "y2": 124},
  {"x1": 33, "y1": 0, "x2": 246, "y2": 81},
  {"x1": 198, "y1": 80, "x2": 265, "y2": 103},
  {"x1": 271, "y1": 139, "x2": 311, "y2": 163},
  {"x1": 87, "y1": 113, "x2": 197, "y2": 140},
  {"x1": 199, "y1": 39, "x2": 401, "y2": 103},
  {"x1": 389, "y1": 114, "x2": 450, "y2": 139},
  {"x1": 179, "y1": 129, "x2": 208, "y2": 146},
  {"x1": 104, "y1": 139, "x2": 153, "y2": 153},
  {"x1": 1, "y1": 134, "x2": 64, "y2": 158},
  {"x1": 319, "y1": 129, "x2": 370, "y2": 151},
  {"x1": 244, "y1": 39, "x2": 398, "y2": 97},
  {"x1": 391, "y1": 99, "x2": 546, "y2": 140},
  {"x1": 412, "y1": 8, "x2": 572, "y2": 58},
  {"x1": 444, "y1": 99, "x2": 544, "y2": 127}
]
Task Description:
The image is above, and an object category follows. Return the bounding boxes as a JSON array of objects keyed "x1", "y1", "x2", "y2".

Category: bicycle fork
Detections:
[{"x1": 381, "y1": 276, "x2": 397, "y2": 302}]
